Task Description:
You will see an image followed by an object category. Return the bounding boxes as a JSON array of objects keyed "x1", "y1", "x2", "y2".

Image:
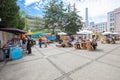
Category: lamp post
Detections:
[{"x1": 0, "y1": 18, "x2": 1, "y2": 22}]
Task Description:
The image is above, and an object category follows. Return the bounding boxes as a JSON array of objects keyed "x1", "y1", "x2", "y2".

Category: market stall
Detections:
[
  {"x1": 26, "y1": 31, "x2": 55, "y2": 43},
  {"x1": 0, "y1": 28, "x2": 26, "y2": 61},
  {"x1": 101, "y1": 32, "x2": 116, "y2": 44}
]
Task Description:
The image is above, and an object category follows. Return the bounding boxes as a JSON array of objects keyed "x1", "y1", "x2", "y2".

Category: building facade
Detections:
[
  {"x1": 89, "y1": 22, "x2": 107, "y2": 33},
  {"x1": 95, "y1": 22, "x2": 107, "y2": 33},
  {"x1": 114, "y1": 7, "x2": 120, "y2": 34},
  {"x1": 107, "y1": 11, "x2": 114, "y2": 32},
  {"x1": 26, "y1": 16, "x2": 44, "y2": 31},
  {"x1": 90, "y1": 22, "x2": 95, "y2": 28}
]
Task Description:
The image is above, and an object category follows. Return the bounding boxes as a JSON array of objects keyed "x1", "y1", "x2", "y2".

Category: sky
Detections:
[{"x1": 17, "y1": 0, "x2": 120, "y2": 23}]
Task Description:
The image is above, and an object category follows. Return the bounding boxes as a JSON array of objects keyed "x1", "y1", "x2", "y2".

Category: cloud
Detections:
[
  {"x1": 23, "y1": 0, "x2": 120, "y2": 23},
  {"x1": 24, "y1": 0, "x2": 40, "y2": 6},
  {"x1": 69, "y1": 0, "x2": 117, "y2": 23},
  {"x1": 34, "y1": 6, "x2": 40, "y2": 10},
  {"x1": 63, "y1": 0, "x2": 120, "y2": 23}
]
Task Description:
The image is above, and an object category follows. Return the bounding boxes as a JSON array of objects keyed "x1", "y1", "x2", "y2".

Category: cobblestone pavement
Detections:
[{"x1": 0, "y1": 41, "x2": 120, "y2": 80}]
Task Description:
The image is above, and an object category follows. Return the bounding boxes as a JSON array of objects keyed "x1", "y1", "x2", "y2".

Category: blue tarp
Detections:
[
  {"x1": 48, "y1": 36, "x2": 54, "y2": 41},
  {"x1": 10, "y1": 47, "x2": 22, "y2": 60}
]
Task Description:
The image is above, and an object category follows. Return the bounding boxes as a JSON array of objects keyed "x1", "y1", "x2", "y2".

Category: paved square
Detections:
[
  {"x1": 98, "y1": 54, "x2": 120, "y2": 67},
  {"x1": 0, "y1": 59, "x2": 62, "y2": 80},
  {"x1": 49, "y1": 53, "x2": 91, "y2": 73},
  {"x1": 0, "y1": 42, "x2": 120, "y2": 80},
  {"x1": 70, "y1": 62, "x2": 120, "y2": 80}
]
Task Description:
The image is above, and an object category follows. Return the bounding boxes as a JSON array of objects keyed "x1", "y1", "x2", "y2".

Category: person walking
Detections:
[
  {"x1": 44, "y1": 36, "x2": 47, "y2": 47},
  {"x1": 91, "y1": 38, "x2": 97, "y2": 50},
  {"x1": 39, "y1": 36, "x2": 42, "y2": 48}
]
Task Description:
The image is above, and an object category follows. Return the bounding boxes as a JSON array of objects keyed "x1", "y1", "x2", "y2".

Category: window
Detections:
[
  {"x1": 113, "y1": 18, "x2": 114, "y2": 21},
  {"x1": 113, "y1": 23, "x2": 114, "y2": 26},
  {"x1": 110, "y1": 13, "x2": 113, "y2": 17},
  {"x1": 110, "y1": 23, "x2": 112, "y2": 26},
  {"x1": 110, "y1": 18, "x2": 114, "y2": 22},
  {"x1": 110, "y1": 28, "x2": 112, "y2": 31}
]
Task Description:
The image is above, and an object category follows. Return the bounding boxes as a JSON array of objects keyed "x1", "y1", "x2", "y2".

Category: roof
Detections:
[{"x1": 0, "y1": 28, "x2": 26, "y2": 33}]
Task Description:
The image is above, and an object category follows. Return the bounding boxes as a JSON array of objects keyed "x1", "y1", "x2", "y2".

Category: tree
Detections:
[
  {"x1": 43, "y1": 0, "x2": 82, "y2": 34},
  {"x1": 0, "y1": 0, "x2": 25, "y2": 29},
  {"x1": 19, "y1": 10, "x2": 31, "y2": 31},
  {"x1": 64, "y1": 4, "x2": 82, "y2": 34},
  {"x1": 17, "y1": 16, "x2": 25, "y2": 29},
  {"x1": 43, "y1": 0, "x2": 65, "y2": 34}
]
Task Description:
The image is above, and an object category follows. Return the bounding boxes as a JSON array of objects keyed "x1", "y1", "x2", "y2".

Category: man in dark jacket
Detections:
[{"x1": 27, "y1": 38, "x2": 32, "y2": 54}]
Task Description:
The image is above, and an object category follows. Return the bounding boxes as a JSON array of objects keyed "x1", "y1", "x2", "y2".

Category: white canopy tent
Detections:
[
  {"x1": 76, "y1": 30, "x2": 94, "y2": 39},
  {"x1": 77, "y1": 30, "x2": 93, "y2": 35},
  {"x1": 112, "y1": 32, "x2": 119, "y2": 35},
  {"x1": 58, "y1": 32, "x2": 67, "y2": 35},
  {"x1": 102, "y1": 31, "x2": 112, "y2": 35}
]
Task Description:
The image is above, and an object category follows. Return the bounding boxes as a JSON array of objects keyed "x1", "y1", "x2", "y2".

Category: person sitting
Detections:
[
  {"x1": 81, "y1": 39, "x2": 86, "y2": 49},
  {"x1": 67, "y1": 41, "x2": 73, "y2": 47},
  {"x1": 76, "y1": 41, "x2": 80, "y2": 49},
  {"x1": 75, "y1": 37, "x2": 82, "y2": 49},
  {"x1": 59, "y1": 39, "x2": 63, "y2": 44},
  {"x1": 108, "y1": 37, "x2": 112, "y2": 42},
  {"x1": 110, "y1": 37, "x2": 115, "y2": 44},
  {"x1": 74, "y1": 39, "x2": 79, "y2": 49},
  {"x1": 86, "y1": 39, "x2": 92, "y2": 51}
]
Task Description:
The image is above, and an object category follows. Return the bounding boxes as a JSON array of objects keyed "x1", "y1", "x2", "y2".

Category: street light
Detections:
[{"x1": 0, "y1": 18, "x2": 2, "y2": 22}]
